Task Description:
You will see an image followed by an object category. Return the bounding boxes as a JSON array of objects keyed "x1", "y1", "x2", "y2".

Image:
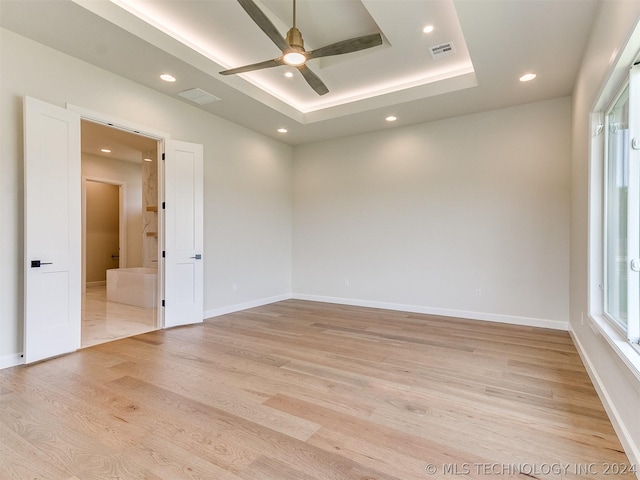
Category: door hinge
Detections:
[
  {"x1": 162, "y1": 153, "x2": 165, "y2": 160},
  {"x1": 162, "y1": 202, "x2": 165, "y2": 209},
  {"x1": 162, "y1": 251, "x2": 165, "y2": 258},
  {"x1": 162, "y1": 300, "x2": 165, "y2": 307}
]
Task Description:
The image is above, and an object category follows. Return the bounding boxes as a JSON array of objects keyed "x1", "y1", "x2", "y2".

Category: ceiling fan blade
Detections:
[
  {"x1": 237, "y1": 0, "x2": 289, "y2": 52},
  {"x1": 296, "y1": 65, "x2": 329, "y2": 96},
  {"x1": 307, "y1": 33, "x2": 383, "y2": 60},
  {"x1": 220, "y1": 58, "x2": 283, "y2": 75}
]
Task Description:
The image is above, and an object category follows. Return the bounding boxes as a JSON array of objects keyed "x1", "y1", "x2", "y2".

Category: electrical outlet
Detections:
[
  {"x1": 344, "y1": 279, "x2": 350, "y2": 287},
  {"x1": 232, "y1": 283, "x2": 238, "y2": 292},
  {"x1": 581, "y1": 312, "x2": 584, "y2": 325},
  {"x1": 475, "y1": 288, "x2": 481, "y2": 298}
]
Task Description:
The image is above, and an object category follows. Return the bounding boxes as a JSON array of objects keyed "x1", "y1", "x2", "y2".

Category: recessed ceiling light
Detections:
[
  {"x1": 100, "y1": 148, "x2": 111, "y2": 153},
  {"x1": 277, "y1": 128, "x2": 288, "y2": 133},
  {"x1": 423, "y1": 25, "x2": 434, "y2": 33},
  {"x1": 284, "y1": 72, "x2": 294, "y2": 78},
  {"x1": 385, "y1": 116, "x2": 398, "y2": 122},
  {"x1": 519, "y1": 73, "x2": 537, "y2": 82},
  {"x1": 160, "y1": 73, "x2": 176, "y2": 82}
]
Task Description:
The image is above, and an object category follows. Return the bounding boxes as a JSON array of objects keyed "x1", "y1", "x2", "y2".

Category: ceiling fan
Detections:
[{"x1": 219, "y1": 0, "x2": 383, "y2": 95}]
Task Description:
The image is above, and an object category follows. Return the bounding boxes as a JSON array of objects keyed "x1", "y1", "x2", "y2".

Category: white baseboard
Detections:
[
  {"x1": 569, "y1": 326, "x2": 640, "y2": 475},
  {"x1": 0, "y1": 353, "x2": 24, "y2": 369},
  {"x1": 204, "y1": 294, "x2": 293, "y2": 319},
  {"x1": 292, "y1": 293, "x2": 568, "y2": 331}
]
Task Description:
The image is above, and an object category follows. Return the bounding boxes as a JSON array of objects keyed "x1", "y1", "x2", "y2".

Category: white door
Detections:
[
  {"x1": 24, "y1": 96, "x2": 81, "y2": 363},
  {"x1": 163, "y1": 140, "x2": 204, "y2": 327}
]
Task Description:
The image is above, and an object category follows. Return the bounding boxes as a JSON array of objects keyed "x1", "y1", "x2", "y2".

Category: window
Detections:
[
  {"x1": 604, "y1": 84, "x2": 630, "y2": 329},
  {"x1": 589, "y1": 20, "x2": 640, "y2": 380},
  {"x1": 603, "y1": 65, "x2": 640, "y2": 345}
]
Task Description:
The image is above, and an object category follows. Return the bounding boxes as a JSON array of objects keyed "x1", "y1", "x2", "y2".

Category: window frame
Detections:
[
  {"x1": 627, "y1": 64, "x2": 640, "y2": 346},
  {"x1": 588, "y1": 25, "x2": 640, "y2": 382},
  {"x1": 602, "y1": 80, "x2": 631, "y2": 334}
]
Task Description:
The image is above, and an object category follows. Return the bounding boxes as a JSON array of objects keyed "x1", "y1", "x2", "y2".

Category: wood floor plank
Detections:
[
  {"x1": 103, "y1": 376, "x2": 257, "y2": 477},
  {"x1": 307, "y1": 427, "x2": 438, "y2": 480},
  {"x1": 1, "y1": 300, "x2": 635, "y2": 479},
  {"x1": 238, "y1": 455, "x2": 323, "y2": 480},
  {"x1": 104, "y1": 376, "x2": 402, "y2": 480},
  {"x1": 0, "y1": 393, "x2": 149, "y2": 479},
  {"x1": 101, "y1": 347, "x2": 322, "y2": 442},
  {"x1": 14, "y1": 366, "x2": 246, "y2": 479},
  {"x1": 0, "y1": 430, "x2": 73, "y2": 479},
  {"x1": 264, "y1": 393, "x2": 491, "y2": 466}
]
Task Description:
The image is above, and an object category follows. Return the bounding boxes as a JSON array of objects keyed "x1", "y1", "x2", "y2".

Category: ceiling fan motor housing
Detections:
[{"x1": 286, "y1": 27, "x2": 305, "y2": 51}]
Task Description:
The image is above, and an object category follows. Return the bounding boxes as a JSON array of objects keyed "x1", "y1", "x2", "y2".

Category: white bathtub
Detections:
[{"x1": 106, "y1": 267, "x2": 158, "y2": 308}]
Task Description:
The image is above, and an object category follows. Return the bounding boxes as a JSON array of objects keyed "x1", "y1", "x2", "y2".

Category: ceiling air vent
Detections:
[
  {"x1": 177, "y1": 88, "x2": 221, "y2": 105},
  {"x1": 429, "y1": 42, "x2": 455, "y2": 59}
]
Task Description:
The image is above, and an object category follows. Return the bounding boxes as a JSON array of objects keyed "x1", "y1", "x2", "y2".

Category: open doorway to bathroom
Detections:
[{"x1": 80, "y1": 120, "x2": 160, "y2": 347}]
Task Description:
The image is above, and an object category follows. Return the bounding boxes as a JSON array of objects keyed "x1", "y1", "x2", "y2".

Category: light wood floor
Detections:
[{"x1": 0, "y1": 300, "x2": 635, "y2": 479}]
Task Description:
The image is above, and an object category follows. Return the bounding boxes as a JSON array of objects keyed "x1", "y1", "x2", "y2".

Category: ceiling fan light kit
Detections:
[
  {"x1": 220, "y1": 0, "x2": 383, "y2": 95},
  {"x1": 282, "y1": 52, "x2": 306, "y2": 66}
]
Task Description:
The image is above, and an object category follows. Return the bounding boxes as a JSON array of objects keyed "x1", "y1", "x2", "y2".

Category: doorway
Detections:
[
  {"x1": 24, "y1": 96, "x2": 204, "y2": 363},
  {"x1": 80, "y1": 120, "x2": 159, "y2": 347},
  {"x1": 85, "y1": 180, "x2": 120, "y2": 279}
]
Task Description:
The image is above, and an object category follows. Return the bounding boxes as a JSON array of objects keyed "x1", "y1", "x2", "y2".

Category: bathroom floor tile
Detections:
[{"x1": 82, "y1": 285, "x2": 157, "y2": 348}]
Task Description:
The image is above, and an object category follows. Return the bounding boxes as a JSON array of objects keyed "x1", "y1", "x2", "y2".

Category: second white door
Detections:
[{"x1": 163, "y1": 140, "x2": 204, "y2": 328}]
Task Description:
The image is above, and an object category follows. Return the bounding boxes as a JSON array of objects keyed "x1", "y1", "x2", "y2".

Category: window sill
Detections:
[{"x1": 589, "y1": 314, "x2": 640, "y2": 384}]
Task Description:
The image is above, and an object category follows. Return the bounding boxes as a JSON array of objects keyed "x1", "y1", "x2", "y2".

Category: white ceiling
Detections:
[
  {"x1": 81, "y1": 120, "x2": 158, "y2": 163},
  {"x1": 113, "y1": 0, "x2": 475, "y2": 112},
  {"x1": 1, "y1": 0, "x2": 600, "y2": 145}
]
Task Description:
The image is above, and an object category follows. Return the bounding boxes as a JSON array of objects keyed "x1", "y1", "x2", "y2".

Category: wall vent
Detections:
[
  {"x1": 177, "y1": 88, "x2": 221, "y2": 105},
  {"x1": 429, "y1": 42, "x2": 455, "y2": 59}
]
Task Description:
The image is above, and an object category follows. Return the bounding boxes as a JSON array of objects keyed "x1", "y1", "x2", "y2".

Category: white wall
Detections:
[
  {"x1": 0, "y1": 28, "x2": 293, "y2": 366},
  {"x1": 83, "y1": 154, "x2": 143, "y2": 269},
  {"x1": 293, "y1": 98, "x2": 571, "y2": 329},
  {"x1": 570, "y1": 1, "x2": 640, "y2": 467}
]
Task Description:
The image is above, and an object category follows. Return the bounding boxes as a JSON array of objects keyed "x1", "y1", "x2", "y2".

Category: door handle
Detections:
[
  {"x1": 31, "y1": 260, "x2": 53, "y2": 268},
  {"x1": 190, "y1": 254, "x2": 202, "y2": 260}
]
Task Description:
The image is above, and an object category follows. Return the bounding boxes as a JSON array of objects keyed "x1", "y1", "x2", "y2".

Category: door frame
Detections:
[
  {"x1": 69, "y1": 104, "x2": 170, "y2": 326},
  {"x1": 81, "y1": 177, "x2": 126, "y2": 293}
]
